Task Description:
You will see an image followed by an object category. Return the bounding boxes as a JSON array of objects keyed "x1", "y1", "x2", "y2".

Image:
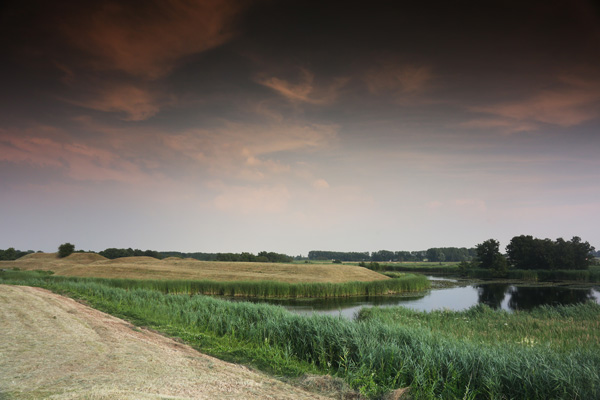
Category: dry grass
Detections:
[
  {"x1": 0, "y1": 284, "x2": 334, "y2": 400},
  {"x1": 1, "y1": 253, "x2": 389, "y2": 284}
]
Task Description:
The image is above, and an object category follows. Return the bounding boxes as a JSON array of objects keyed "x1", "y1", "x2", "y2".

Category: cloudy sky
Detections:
[{"x1": 1, "y1": 0, "x2": 599, "y2": 255}]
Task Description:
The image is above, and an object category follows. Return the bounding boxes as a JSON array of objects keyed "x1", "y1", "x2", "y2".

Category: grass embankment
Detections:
[
  {"x1": 2, "y1": 252, "x2": 388, "y2": 283},
  {"x1": 2, "y1": 272, "x2": 598, "y2": 399},
  {"x1": 0, "y1": 269, "x2": 429, "y2": 298},
  {"x1": 373, "y1": 262, "x2": 461, "y2": 275}
]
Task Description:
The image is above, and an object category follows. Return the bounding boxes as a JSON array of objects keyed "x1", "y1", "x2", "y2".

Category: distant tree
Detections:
[
  {"x1": 475, "y1": 239, "x2": 508, "y2": 273},
  {"x1": 371, "y1": 250, "x2": 395, "y2": 262},
  {"x1": 0, "y1": 248, "x2": 28, "y2": 260},
  {"x1": 507, "y1": 235, "x2": 595, "y2": 270},
  {"x1": 58, "y1": 243, "x2": 75, "y2": 258}
]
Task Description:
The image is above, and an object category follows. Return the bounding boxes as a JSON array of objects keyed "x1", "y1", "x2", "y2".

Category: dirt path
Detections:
[{"x1": 0, "y1": 285, "x2": 333, "y2": 400}]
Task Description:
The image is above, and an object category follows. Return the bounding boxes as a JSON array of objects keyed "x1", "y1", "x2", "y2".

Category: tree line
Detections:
[
  {"x1": 308, "y1": 248, "x2": 476, "y2": 262},
  {"x1": 99, "y1": 248, "x2": 164, "y2": 259},
  {"x1": 472, "y1": 235, "x2": 596, "y2": 272},
  {"x1": 214, "y1": 251, "x2": 293, "y2": 263},
  {"x1": 0, "y1": 248, "x2": 34, "y2": 260}
]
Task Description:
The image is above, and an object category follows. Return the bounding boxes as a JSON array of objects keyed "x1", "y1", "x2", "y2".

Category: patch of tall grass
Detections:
[
  {"x1": 3, "y1": 273, "x2": 598, "y2": 399},
  {"x1": 0, "y1": 269, "x2": 429, "y2": 298},
  {"x1": 357, "y1": 302, "x2": 600, "y2": 352}
]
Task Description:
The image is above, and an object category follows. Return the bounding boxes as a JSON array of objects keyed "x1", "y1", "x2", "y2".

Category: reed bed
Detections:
[
  {"x1": 357, "y1": 302, "x2": 600, "y2": 352},
  {"x1": 3, "y1": 272, "x2": 598, "y2": 399},
  {"x1": 0, "y1": 269, "x2": 429, "y2": 298}
]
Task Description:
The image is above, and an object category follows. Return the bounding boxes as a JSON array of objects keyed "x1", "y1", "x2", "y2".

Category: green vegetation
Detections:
[
  {"x1": 1, "y1": 272, "x2": 598, "y2": 399},
  {"x1": 507, "y1": 235, "x2": 595, "y2": 270},
  {"x1": 215, "y1": 251, "x2": 293, "y2": 263},
  {"x1": 0, "y1": 247, "x2": 33, "y2": 260},
  {"x1": 0, "y1": 269, "x2": 429, "y2": 298},
  {"x1": 369, "y1": 262, "x2": 460, "y2": 275},
  {"x1": 357, "y1": 302, "x2": 600, "y2": 352},
  {"x1": 308, "y1": 248, "x2": 476, "y2": 262},
  {"x1": 57, "y1": 242, "x2": 75, "y2": 258}
]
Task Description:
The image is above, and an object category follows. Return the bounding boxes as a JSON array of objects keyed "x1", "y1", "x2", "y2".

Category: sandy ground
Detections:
[{"x1": 0, "y1": 285, "x2": 334, "y2": 400}]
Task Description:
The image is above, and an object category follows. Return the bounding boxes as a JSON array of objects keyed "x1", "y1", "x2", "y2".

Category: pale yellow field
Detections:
[{"x1": 1, "y1": 252, "x2": 389, "y2": 283}]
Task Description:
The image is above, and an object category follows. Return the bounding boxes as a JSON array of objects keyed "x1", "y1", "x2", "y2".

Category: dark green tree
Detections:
[
  {"x1": 58, "y1": 243, "x2": 75, "y2": 258},
  {"x1": 475, "y1": 239, "x2": 508, "y2": 273}
]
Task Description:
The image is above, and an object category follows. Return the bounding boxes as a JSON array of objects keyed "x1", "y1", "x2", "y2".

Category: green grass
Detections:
[
  {"x1": 1, "y1": 271, "x2": 599, "y2": 399},
  {"x1": 376, "y1": 262, "x2": 461, "y2": 275},
  {"x1": 357, "y1": 302, "x2": 600, "y2": 353},
  {"x1": 0, "y1": 269, "x2": 429, "y2": 298}
]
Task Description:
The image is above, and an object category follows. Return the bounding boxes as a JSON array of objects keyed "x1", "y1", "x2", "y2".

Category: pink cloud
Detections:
[
  {"x1": 257, "y1": 68, "x2": 348, "y2": 105},
  {"x1": 163, "y1": 121, "x2": 339, "y2": 180},
  {"x1": 467, "y1": 74, "x2": 600, "y2": 130},
  {"x1": 65, "y1": 84, "x2": 167, "y2": 121},
  {"x1": 63, "y1": 0, "x2": 243, "y2": 79},
  {"x1": 0, "y1": 129, "x2": 148, "y2": 184}
]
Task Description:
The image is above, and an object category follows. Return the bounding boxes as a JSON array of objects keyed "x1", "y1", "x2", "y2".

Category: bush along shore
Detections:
[
  {"x1": 1, "y1": 271, "x2": 599, "y2": 399},
  {"x1": 0, "y1": 269, "x2": 429, "y2": 298}
]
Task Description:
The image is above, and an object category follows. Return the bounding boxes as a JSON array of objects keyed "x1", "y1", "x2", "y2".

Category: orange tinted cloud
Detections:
[
  {"x1": 469, "y1": 74, "x2": 600, "y2": 129},
  {"x1": 257, "y1": 69, "x2": 348, "y2": 105},
  {"x1": 66, "y1": 84, "x2": 166, "y2": 121},
  {"x1": 0, "y1": 129, "x2": 147, "y2": 183},
  {"x1": 64, "y1": 0, "x2": 244, "y2": 79}
]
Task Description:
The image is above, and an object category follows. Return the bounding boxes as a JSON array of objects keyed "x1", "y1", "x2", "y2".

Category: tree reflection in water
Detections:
[
  {"x1": 507, "y1": 286, "x2": 595, "y2": 310},
  {"x1": 476, "y1": 283, "x2": 595, "y2": 311},
  {"x1": 476, "y1": 284, "x2": 510, "y2": 309}
]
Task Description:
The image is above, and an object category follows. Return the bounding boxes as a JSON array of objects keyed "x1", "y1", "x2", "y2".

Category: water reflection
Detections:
[
  {"x1": 477, "y1": 284, "x2": 510, "y2": 309},
  {"x1": 506, "y1": 285, "x2": 596, "y2": 310},
  {"x1": 226, "y1": 282, "x2": 600, "y2": 319}
]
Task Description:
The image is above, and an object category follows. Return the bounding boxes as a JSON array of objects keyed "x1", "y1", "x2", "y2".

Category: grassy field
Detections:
[
  {"x1": 1, "y1": 252, "x2": 389, "y2": 283},
  {"x1": 357, "y1": 302, "x2": 600, "y2": 352},
  {"x1": 1, "y1": 273, "x2": 598, "y2": 399}
]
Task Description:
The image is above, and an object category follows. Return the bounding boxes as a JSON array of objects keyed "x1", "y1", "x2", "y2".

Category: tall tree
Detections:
[
  {"x1": 58, "y1": 243, "x2": 75, "y2": 258},
  {"x1": 475, "y1": 239, "x2": 508, "y2": 273}
]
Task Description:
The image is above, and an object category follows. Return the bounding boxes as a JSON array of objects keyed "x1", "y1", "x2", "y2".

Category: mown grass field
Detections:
[
  {"x1": 0, "y1": 285, "x2": 336, "y2": 400},
  {"x1": 1, "y1": 271, "x2": 598, "y2": 399},
  {"x1": 1, "y1": 252, "x2": 389, "y2": 283}
]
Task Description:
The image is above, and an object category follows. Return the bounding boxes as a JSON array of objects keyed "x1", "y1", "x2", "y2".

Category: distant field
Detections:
[{"x1": 1, "y1": 252, "x2": 390, "y2": 284}]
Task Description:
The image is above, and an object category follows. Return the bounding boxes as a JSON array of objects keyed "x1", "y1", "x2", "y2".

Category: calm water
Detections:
[{"x1": 231, "y1": 279, "x2": 600, "y2": 320}]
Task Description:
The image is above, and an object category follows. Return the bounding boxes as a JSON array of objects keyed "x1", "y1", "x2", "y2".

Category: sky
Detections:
[{"x1": 1, "y1": 0, "x2": 599, "y2": 255}]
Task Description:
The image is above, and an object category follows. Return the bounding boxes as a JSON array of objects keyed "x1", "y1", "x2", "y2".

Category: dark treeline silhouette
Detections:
[
  {"x1": 215, "y1": 251, "x2": 293, "y2": 263},
  {"x1": 0, "y1": 248, "x2": 33, "y2": 260},
  {"x1": 471, "y1": 235, "x2": 596, "y2": 273},
  {"x1": 308, "y1": 251, "x2": 371, "y2": 261},
  {"x1": 506, "y1": 235, "x2": 595, "y2": 270},
  {"x1": 160, "y1": 251, "x2": 218, "y2": 261},
  {"x1": 308, "y1": 248, "x2": 475, "y2": 262},
  {"x1": 99, "y1": 248, "x2": 164, "y2": 260}
]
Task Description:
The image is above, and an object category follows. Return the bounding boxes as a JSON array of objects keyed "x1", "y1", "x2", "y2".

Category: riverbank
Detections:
[{"x1": 1, "y1": 274, "x2": 598, "y2": 399}]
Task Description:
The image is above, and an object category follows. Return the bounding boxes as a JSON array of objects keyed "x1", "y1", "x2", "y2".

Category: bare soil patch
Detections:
[
  {"x1": 0, "y1": 285, "x2": 333, "y2": 400},
  {"x1": 1, "y1": 254, "x2": 388, "y2": 284}
]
